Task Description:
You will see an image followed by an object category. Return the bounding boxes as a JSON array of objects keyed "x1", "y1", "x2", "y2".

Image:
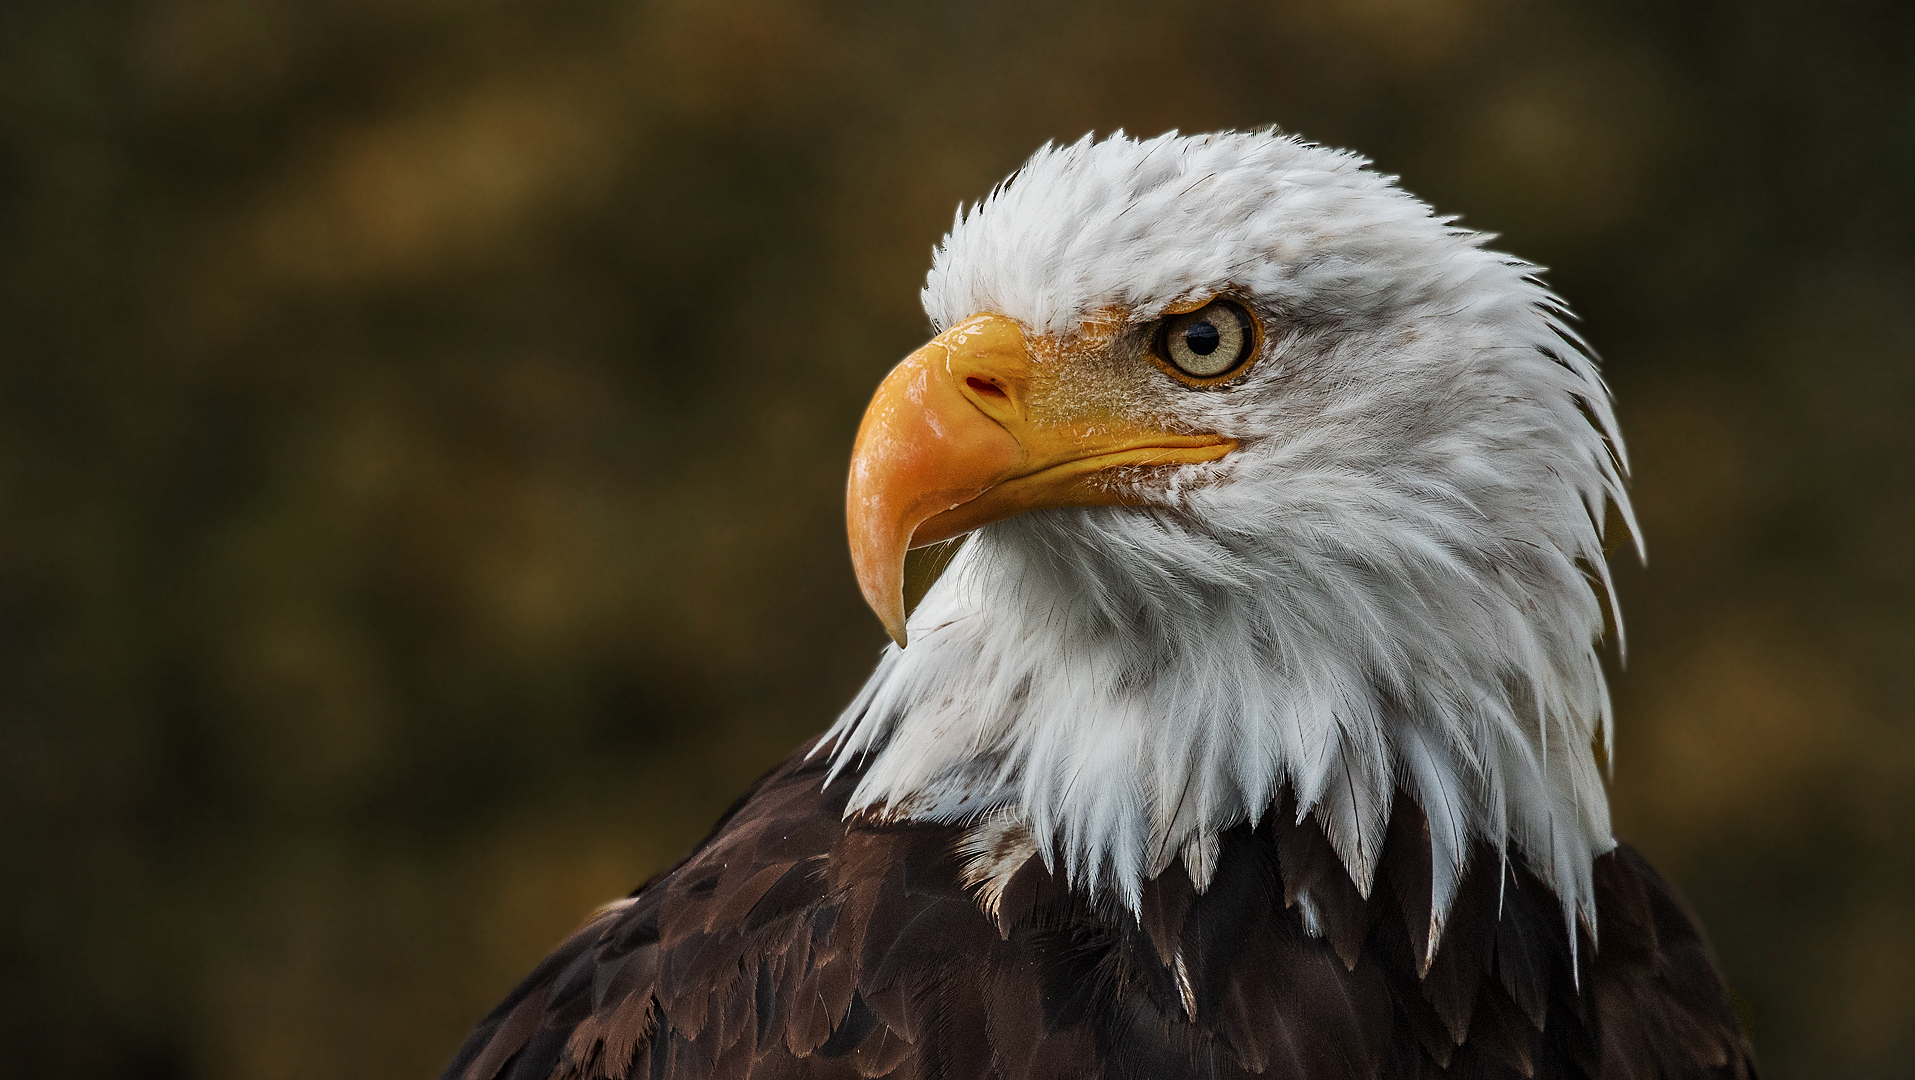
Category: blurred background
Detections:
[{"x1": 1, "y1": 1, "x2": 1910, "y2": 1077}]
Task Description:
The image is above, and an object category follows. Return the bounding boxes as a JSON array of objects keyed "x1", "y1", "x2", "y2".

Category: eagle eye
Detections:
[{"x1": 1154, "y1": 300, "x2": 1257, "y2": 383}]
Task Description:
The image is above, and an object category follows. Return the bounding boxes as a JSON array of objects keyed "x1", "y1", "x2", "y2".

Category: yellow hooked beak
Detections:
[{"x1": 846, "y1": 314, "x2": 1237, "y2": 645}]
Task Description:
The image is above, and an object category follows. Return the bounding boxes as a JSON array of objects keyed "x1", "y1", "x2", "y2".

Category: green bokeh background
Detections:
[{"x1": 2, "y1": 1, "x2": 1910, "y2": 1077}]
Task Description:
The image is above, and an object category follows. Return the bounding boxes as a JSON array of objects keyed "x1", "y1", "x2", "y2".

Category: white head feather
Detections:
[{"x1": 823, "y1": 130, "x2": 1639, "y2": 953}]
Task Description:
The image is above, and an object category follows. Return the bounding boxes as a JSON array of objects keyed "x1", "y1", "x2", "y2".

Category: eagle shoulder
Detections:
[{"x1": 443, "y1": 747, "x2": 1754, "y2": 1080}]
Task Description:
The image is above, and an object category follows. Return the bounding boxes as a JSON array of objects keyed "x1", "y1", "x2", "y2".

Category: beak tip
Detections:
[
  {"x1": 880, "y1": 597, "x2": 909, "y2": 648},
  {"x1": 852, "y1": 550, "x2": 911, "y2": 649}
]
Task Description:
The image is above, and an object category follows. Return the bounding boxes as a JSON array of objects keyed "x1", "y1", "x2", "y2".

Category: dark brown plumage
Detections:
[{"x1": 443, "y1": 741, "x2": 1755, "y2": 1080}]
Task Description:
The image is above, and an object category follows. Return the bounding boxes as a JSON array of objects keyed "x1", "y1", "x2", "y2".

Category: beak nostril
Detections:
[{"x1": 966, "y1": 377, "x2": 1008, "y2": 399}]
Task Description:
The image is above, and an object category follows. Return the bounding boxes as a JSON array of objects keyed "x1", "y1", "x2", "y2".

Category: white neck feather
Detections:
[{"x1": 825, "y1": 487, "x2": 1619, "y2": 953}]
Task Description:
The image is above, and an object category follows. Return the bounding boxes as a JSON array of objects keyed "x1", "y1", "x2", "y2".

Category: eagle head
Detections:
[{"x1": 826, "y1": 130, "x2": 1637, "y2": 946}]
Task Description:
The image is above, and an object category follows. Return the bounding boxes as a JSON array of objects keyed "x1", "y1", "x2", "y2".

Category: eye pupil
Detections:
[{"x1": 1183, "y1": 322, "x2": 1220, "y2": 356}]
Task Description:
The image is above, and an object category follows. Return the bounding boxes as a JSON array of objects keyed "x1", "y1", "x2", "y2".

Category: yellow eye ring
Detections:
[{"x1": 1149, "y1": 299, "x2": 1262, "y2": 386}]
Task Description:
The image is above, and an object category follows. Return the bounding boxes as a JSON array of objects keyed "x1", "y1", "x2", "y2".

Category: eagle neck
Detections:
[{"x1": 822, "y1": 504, "x2": 1617, "y2": 958}]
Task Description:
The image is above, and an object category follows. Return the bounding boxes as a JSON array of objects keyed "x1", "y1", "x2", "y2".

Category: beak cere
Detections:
[{"x1": 846, "y1": 314, "x2": 1237, "y2": 646}]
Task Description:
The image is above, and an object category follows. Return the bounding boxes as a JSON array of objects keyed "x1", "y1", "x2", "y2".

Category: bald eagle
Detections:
[{"x1": 445, "y1": 131, "x2": 1756, "y2": 1080}]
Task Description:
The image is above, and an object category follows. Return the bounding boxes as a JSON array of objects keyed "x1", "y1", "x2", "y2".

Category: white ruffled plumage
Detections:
[{"x1": 824, "y1": 129, "x2": 1639, "y2": 961}]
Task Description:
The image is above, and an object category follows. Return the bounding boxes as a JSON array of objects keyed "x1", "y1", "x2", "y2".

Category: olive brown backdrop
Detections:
[{"x1": 2, "y1": 2, "x2": 1910, "y2": 1078}]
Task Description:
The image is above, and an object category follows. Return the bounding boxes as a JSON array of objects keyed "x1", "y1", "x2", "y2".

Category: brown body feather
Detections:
[{"x1": 444, "y1": 743, "x2": 1755, "y2": 1080}]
